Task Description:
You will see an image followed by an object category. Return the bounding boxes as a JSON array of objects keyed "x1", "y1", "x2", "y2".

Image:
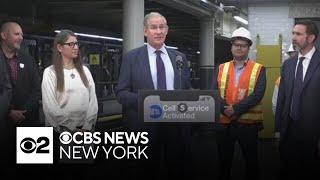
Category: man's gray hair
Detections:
[{"x1": 143, "y1": 12, "x2": 167, "y2": 27}]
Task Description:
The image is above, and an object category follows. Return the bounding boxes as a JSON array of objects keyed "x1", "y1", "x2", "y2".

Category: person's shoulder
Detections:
[
  {"x1": 283, "y1": 56, "x2": 296, "y2": 67},
  {"x1": 166, "y1": 48, "x2": 185, "y2": 57},
  {"x1": 44, "y1": 65, "x2": 54, "y2": 72},
  {"x1": 249, "y1": 59, "x2": 263, "y2": 67},
  {"x1": 313, "y1": 48, "x2": 320, "y2": 57},
  {"x1": 17, "y1": 50, "x2": 35, "y2": 61},
  {"x1": 125, "y1": 45, "x2": 146, "y2": 56},
  {"x1": 83, "y1": 65, "x2": 91, "y2": 74},
  {"x1": 218, "y1": 60, "x2": 233, "y2": 67},
  {"x1": 43, "y1": 65, "x2": 55, "y2": 76}
]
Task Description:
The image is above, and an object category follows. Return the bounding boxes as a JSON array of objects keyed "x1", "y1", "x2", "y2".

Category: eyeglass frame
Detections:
[{"x1": 61, "y1": 41, "x2": 80, "y2": 48}]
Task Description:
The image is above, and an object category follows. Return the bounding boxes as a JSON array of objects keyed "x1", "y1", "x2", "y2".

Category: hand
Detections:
[
  {"x1": 9, "y1": 110, "x2": 27, "y2": 124},
  {"x1": 224, "y1": 105, "x2": 235, "y2": 117},
  {"x1": 274, "y1": 132, "x2": 280, "y2": 139},
  {"x1": 229, "y1": 114, "x2": 239, "y2": 121}
]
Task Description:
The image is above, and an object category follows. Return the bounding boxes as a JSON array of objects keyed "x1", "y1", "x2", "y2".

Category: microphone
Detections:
[
  {"x1": 176, "y1": 55, "x2": 183, "y2": 89},
  {"x1": 176, "y1": 55, "x2": 183, "y2": 70}
]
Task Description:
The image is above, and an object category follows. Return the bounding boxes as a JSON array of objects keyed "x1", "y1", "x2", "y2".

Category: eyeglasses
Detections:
[
  {"x1": 148, "y1": 25, "x2": 168, "y2": 31},
  {"x1": 232, "y1": 43, "x2": 248, "y2": 49},
  {"x1": 62, "y1": 41, "x2": 80, "y2": 48}
]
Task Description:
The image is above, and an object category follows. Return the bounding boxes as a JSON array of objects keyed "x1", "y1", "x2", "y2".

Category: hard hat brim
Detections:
[{"x1": 231, "y1": 37, "x2": 252, "y2": 46}]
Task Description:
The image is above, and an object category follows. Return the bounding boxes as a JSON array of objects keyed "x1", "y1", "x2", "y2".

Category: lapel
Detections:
[
  {"x1": 16, "y1": 52, "x2": 23, "y2": 85},
  {"x1": 166, "y1": 48, "x2": 180, "y2": 89},
  {"x1": 287, "y1": 56, "x2": 298, "y2": 97},
  {"x1": 301, "y1": 49, "x2": 320, "y2": 91},
  {"x1": 141, "y1": 45, "x2": 155, "y2": 89}
]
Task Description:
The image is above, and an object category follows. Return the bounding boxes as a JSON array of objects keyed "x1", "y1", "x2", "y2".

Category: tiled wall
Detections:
[{"x1": 248, "y1": 2, "x2": 294, "y2": 62}]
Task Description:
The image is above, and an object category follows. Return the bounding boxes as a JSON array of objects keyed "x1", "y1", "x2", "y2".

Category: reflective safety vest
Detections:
[
  {"x1": 275, "y1": 77, "x2": 281, "y2": 87},
  {"x1": 217, "y1": 60, "x2": 264, "y2": 124}
]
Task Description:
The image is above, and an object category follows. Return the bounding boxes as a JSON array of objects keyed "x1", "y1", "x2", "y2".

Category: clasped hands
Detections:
[{"x1": 224, "y1": 105, "x2": 238, "y2": 121}]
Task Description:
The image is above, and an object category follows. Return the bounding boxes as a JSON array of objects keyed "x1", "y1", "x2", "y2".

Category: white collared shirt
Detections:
[
  {"x1": 147, "y1": 43, "x2": 174, "y2": 90},
  {"x1": 295, "y1": 46, "x2": 316, "y2": 80}
]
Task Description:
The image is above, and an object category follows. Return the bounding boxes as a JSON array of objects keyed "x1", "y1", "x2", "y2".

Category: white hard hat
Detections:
[
  {"x1": 231, "y1": 27, "x2": 252, "y2": 46},
  {"x1": 287, "y1": 43, "x2": 295, "y2": 53}
]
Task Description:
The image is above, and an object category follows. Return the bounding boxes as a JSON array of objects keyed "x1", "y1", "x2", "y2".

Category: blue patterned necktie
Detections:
[
  {"x1": 290, "y1": 57, "x2": 305, "y2": 120},
  {"x1": 155, "y1": 50, "x2": 167, "y2": 90}
]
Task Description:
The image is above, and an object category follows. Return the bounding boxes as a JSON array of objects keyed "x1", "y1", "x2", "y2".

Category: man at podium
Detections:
[{"x1": 116, "y1": 12, "x2": 192, "y2": 179}]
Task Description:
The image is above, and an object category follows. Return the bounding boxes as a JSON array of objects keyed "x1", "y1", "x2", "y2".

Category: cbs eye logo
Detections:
[
  {"x1": 59, "y1": 132, "x2": 72, "y2": 144},
  {"x1": 20, "y1": 137, "x2": 50, "y2": 154}
]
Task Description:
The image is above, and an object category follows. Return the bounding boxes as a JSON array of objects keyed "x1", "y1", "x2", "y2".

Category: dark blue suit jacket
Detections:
[
  {"x1": 116, "y1": 45, "x2": 191, "y2": 129},
  {"x1": 276, "y1": 49, "x2": 320, "y2": 144}
]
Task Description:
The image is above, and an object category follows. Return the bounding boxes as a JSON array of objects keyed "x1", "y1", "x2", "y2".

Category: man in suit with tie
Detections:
[
  {"x1": 0, "y1": 22, "x2": 41, "y2": 165},
  {"x1": 116, "y1": 12, "x2": 191, "y2": 179},
  {"x1": 276, "y1": 20, "x2": 320, "y2": 179}
]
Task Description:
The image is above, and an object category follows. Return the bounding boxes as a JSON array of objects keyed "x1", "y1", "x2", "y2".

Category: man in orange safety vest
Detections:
[{"x1": 211, "y1": 27, "x2": 266, "y2": 180}]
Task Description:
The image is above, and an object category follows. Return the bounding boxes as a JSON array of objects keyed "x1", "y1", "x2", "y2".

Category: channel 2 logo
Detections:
[{"x1": 16, "y1": 127, "x2": 53, "y2": 164}]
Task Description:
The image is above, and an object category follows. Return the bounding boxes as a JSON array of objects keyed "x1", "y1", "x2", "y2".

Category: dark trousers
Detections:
[
  {"x1": 215, "y1": 123, "x2": 259, "y2": 180},
  {"x1": 122, "y1": 123, "x2": 191, "y2": 180},
  {"x1": 279, "y1": 118, "x2": 320, "y2": 180}
]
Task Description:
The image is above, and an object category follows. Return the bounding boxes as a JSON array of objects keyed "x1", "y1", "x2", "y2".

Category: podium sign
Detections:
[{"x1": 138, "y1": 90, "x2": 218, "y2": 122}]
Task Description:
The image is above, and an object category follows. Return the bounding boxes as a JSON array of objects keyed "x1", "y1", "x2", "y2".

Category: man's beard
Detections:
[
  {"x1": 234, "y1": 55, "x2": 248, "y2": 61},
  {"x1": 8, "y1": 43, "x2": 21, "y2": 51},
  {"x1": 293, "y1": 42, "x2": 308, "y2": 52}
]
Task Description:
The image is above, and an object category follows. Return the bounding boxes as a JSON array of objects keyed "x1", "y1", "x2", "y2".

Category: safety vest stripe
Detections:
[
  {"x1": 240, "y1": 113, "x2": 263, "y2": 120},
  {"x1": 248, "y1": 63, "x2": 262, "y2": 94},
  {"x1": 246, "y1": 111, "x2": 263, "y2": 114},
  {"x1": 220, "y1": 62, "x2": 230, "y2": 98},
  {"x1": 248, "y1": 104, "x2": 262, "y2": 111}
]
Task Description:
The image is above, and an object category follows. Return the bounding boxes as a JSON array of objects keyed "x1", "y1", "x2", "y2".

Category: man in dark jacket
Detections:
[
  {"x1": 0, "y1": 22, "x2": 40, "y2": 164},
  {"x1": 276, "y1": 20, "x2": 320, "y2": 180},
  {"x1": 1, "y1": 22, "x2": 40, "y2": 126},
  {"x1": 0, "y1": 44, "x2": 12, "y2": 141}
]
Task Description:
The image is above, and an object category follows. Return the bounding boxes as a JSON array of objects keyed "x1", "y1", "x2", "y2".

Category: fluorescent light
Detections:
[
  {"x1": 165, "y1": 45, "x2": 178, "y2": 50},
  {"x1": 55, "y1": 30, "x2": 178, "y2": 49},
  {"x1": 54, "y1": 30, "x2": 123, "y2": 42},
  {"x1": 233, "y1": 16, "x2": 248, "y2": 25}
]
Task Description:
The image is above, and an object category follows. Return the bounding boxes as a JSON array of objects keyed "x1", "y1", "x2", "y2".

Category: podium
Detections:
[{"x1": 138, "y1": 90, "x2": 219, "y2": 123}]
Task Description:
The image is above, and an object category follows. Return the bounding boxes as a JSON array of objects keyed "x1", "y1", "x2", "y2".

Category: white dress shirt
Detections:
[
  {"x1": 295, "y1": 46, "x2": 316, "y2": 81},
  {"x1": 147, "y1": 43, "x2": 175, "y2": 90}
]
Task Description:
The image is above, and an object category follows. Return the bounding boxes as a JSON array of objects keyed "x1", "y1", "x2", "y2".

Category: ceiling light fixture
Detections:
[{"x1": 233, "y1": 16, "x2": 248, "y2": 25}]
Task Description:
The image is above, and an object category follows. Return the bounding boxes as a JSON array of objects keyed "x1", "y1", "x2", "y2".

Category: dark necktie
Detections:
[
  {"x1": 155, "y1": 50, "x2": 167, "y2": 90},
  {"x1": 290, "y1": 57, "x2": 305, "y2": 120}
]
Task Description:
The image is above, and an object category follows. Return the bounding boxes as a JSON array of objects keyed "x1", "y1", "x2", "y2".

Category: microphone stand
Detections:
[{"x1": 177, "y1": 61, "x2": 183, "y2": 90}]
